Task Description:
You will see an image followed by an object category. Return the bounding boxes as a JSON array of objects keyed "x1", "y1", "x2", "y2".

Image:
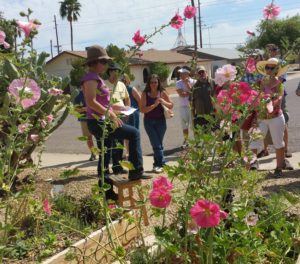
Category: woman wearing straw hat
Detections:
[{"x1": 249, "y1": 57, "x2": 289, "y2": 177}]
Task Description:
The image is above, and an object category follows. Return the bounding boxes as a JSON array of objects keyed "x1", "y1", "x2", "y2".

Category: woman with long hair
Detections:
[{"x1": 140, "y1": 74, "x2": 173, "y2": 173}]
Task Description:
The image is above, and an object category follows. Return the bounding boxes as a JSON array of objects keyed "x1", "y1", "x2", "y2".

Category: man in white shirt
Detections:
[{"x1": 176, "y1": 68, "x2": 196, "y2": 148}]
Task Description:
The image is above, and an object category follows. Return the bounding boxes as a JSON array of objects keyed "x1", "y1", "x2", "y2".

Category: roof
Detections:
[
  {"x1": 175, "y1": 47, "x2": 242, "y2": 60},
  {"x1": 46, "y1": 49, "x2": 210, "y2": 66},
  {"x1": 46, "y1": 50, "x2": 87, "y2": 64},
  {"x1": 130, "y1": 49, "x2": 208, "y2": 64}
]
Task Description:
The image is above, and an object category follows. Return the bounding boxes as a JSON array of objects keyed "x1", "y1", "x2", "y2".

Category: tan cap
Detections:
[{"x1": 197, "y1": 65, "x2": 206, "y2": 72}]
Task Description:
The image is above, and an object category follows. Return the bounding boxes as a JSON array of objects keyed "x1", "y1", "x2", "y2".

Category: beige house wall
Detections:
[{"x1": 44, "y1": 54, "x2": 78, "y2": 79}]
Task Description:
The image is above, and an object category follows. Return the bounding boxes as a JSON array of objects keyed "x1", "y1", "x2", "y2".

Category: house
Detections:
[
  {"x1": 173, "y1": 46, "x2": 243, "y2": 77},
  {"x1": 44, "y1": 49, "x2": 211, "y2": 90},
  {"x1": 44, "y1": 47, "x2": 242, "y2": 89}
]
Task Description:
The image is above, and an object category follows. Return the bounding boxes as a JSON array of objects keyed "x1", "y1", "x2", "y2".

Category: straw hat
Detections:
[{"x1": 256, "y1": 57, "x2": 289, "y2": 77}]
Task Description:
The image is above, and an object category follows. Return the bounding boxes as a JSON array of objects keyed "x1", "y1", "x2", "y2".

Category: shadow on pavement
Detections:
[
  {"x1": 42, "y1": 160, "x2": 98, "y2": 170},
  {"x1": 51, "y1": 175, "x2": 98, "y2": 185}
]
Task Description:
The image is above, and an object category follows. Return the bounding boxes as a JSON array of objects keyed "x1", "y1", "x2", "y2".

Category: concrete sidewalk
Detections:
[{"x1": 34, "y1": 151, "x2": 300, "y2": 172}]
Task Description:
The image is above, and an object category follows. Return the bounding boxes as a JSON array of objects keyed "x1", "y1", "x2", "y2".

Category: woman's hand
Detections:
[{"x1": 109, "y1": 111, "x2": 123, "y2": 128}]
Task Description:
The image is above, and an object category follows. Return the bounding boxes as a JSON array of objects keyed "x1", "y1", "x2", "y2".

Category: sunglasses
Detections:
[
  {"x1": 198, "y1": 71, "x2": 205, "y2": 74},
  {"x1": 265, "y1": 66, "x2": 276, "y2": 70},
  {"x1": 150, "y1": 81, "x2": 158, "y2": 84},
  {"x1": 98, "y1": 59, "x2": 109, "y2": 65}
]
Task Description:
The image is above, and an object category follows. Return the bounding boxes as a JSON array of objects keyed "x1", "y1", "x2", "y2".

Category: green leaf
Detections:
[
  {"x1": 119, "y1": 160, "x2": 135, "y2": 171},
  {"x1": 91, "y1": 147, "x2": 100, "y2": 156},
  {"x1": 59, "y1": 168, "x2": 80, "y2": 179},
  {"x1": 280, "y1": 189, "x2": 299, "y2": 205},
  {"x1": 77, "y1": 136, "x2": 88, "y2": 142}
]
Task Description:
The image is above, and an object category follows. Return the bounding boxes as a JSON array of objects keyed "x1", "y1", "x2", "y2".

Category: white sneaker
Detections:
[{"x1": 153, "y1": 167, "x2": 164, "y2": 173}]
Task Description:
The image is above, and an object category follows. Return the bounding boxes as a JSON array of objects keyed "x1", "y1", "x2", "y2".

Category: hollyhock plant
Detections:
[
  {"x1": 16, "y1": 20, "x2": 39, "y2": 38},
  {"x1": 149, "y1": 188, "x2": 172, "y2": 208},
  {"x1": 190, "y1": 200, "x2": 228, "y2": 228},
  {"x1": 30, "y1": 134, "x2": 39, "y2": 142},
  {"x1": 40, "y1": 119, "x2": 47, "y2": 128},
  {"x1": 263, "y1": 3, "x2": 280, "y2": 19},
  {"x1": 47, "y1": 114, "x2": 54, "y2": 124},
  {"x1": 246, "y1": 30, "x2": 255, "y2": 37},
  {"x1": 18, "y1": 123, "x2": 29, "y2": 134},
  {"x1": 214, "y1": 64, "x2": 237, "y2": 87},
  {"x1": 0, "y1": 30, "x2": 10, "y2": 49},
  {"x1": 245, "y1": 57, "x2": 257, "y2": 73},
  {"x1": 244, "y1": 212, "x2": 258, "y2": 226},
  {"x1": 132, "y1": 30, "x2": 145, "y2": 46},
  {"x1": 8, "y1": 78, "x2": 41, "y2": 109},
  {"x1": 183, "y1": 5, "x2": 197, "y2": 19},
  {"x1": 170, "y1": 12, "x2": 184, "y2": 29},
  {"x1": 43, "y1": 199, "x2": 52, "y2": 216},
  {"x1": 152, "y1": 176, "x2": 173, "y2": 192},
  {"x1": 48, "y1": 87, "x2": 63, "y2": 96}
]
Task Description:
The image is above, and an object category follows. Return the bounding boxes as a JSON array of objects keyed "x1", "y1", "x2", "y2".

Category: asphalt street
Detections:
[{"x1": 45, "y1": 74, "x2": 300, "y2": 157}]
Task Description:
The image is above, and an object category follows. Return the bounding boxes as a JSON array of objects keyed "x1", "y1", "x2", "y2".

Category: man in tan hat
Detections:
[{"x1": 191, "y1": 66, "x2": 215, "y2": 131}]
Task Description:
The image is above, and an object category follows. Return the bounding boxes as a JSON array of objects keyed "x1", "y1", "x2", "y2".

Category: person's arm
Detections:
[
  {"x1": 124, "y1": 86, "x2": 131, "y2": 107},
  {"x1": 140, "y1": 92, "x2": 160, "y2": 113},
  {"x1": 83, "y1": 80, "x2": 122, "y2": 127},
  {"x1": 296, "y1": 81, "x2": 300, "y2": 96},
  {"x1": 159, "y1": 91, "x2": 174, "y2": 109},
  {"x1": 132, "y1": 87, "x2": 142, "y2": 109},
  {"x1": 176, "y1": 82, "x2": 189, "y2": 97}
]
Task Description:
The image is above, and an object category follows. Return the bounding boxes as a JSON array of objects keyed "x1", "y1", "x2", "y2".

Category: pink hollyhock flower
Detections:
[
  {"x1": 170, "y1": 13, "x2": 184, "y2": 29},
  {"x1": 47, "y1": 114, "x2": 54, "y2": 124},
  {"x1": 149, "y1": 188, "x2": 172, "y2": 208},
  {"x1": 183, "y1": 5, "x2": 197, "y2": 19},
  {"x1": 18, "y1": 123, "x2": 29, "y2": 133},
  {"x1": 30, "y1": 134, "x2": 39, "y2": 142},
  {"x1": 48, "y1": 87, "x2": 63, "y2": 96},
  {"x1": 245, "y1": 57, "x2": 256, "y2": 74},
  {"x1": 0, "y1": 30, "x2": 10, "y2": 49},
  {"x1": 16, "y1": 20, "x2": 39, "y2": 38},
  {"x1": 108, "y1": 204, "x2": 116, "y2": 209},
  {"x1": 263, "y1": 3, "x2": 280, "y2": 19},
  {"x1": 152, "y1": 176, "x2": 173, "y2": 192},
  {"x1": 244, "y1": 212, "x2": 258, "y2": 226},
  {"x1": 8, "y1": 78, "x2": 41, "y2": 109},
  {"x1": 43, "y1": 199, "x2": 52, "y2": 216},
  {"x1": 40, "y1": 119, "x2": 47, "y2": 128},
  {"x1": 132, "y1": 30, "x2": 145, "y2": 46},
  {"x1": 246, "y1": 30, "x2": 255, "y2": 37},
  {"x1": 190, "y1": 200, "x2": 228, "y2": 228},
  {"x1": 214, "y1": 64, "x2": 237, "y2": 87}
]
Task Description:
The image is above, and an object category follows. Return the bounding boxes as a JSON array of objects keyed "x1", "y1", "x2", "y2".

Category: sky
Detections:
[{"x1": 1, "y1": 0, "x2": 300, "y2": 57}]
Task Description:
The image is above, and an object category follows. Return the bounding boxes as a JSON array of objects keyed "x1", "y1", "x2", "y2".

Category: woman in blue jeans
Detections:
[
  {"x1": 82, "y1": 45, "x2": 151, "y2": 201},
  {"x1": 141, "y1": 74, "x2": 173, "y2": 173}
]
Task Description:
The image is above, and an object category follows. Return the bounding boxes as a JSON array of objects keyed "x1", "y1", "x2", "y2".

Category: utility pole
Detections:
[
  {"x1": 197, "y1": 0, "x2": 203, "y2": 48},
  {"x1": 50, "y1": 40, "x2": 53, "y2": 58},
  {"x1": 191, "y1": 0, "x2": 197, "y2": 53},
  {"x1": 54, "y1": 15, "x2": 61, "y2": 54}
]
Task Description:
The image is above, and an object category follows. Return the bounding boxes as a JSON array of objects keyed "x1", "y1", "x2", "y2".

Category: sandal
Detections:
[{"x1": 274, "y1": 168, "x2": 283, "y2": 178}]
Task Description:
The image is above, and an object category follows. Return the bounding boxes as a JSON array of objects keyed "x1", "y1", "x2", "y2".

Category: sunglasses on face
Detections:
[
  {"x1": 198, "y1": 71, "x2": 205, "y2": 74},
  {"x1": 265, "y1": 66, "x2": 276, "y2": 70},
  {"x1": 150, "y1": 81, "x2": 158, "y2": 84},
  {"x1": 98, "y1": 59, "x2": 109, "y2": 65}
]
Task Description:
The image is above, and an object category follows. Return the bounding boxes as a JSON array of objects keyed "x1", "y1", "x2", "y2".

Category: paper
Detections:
[{"x1": 120, "y1": 106, "x2": 137, "y2": 116}]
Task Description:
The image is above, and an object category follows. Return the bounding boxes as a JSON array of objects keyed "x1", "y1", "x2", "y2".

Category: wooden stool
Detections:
[{"x1": 110, "y1": 175, "x2": 149, "y2": 226}]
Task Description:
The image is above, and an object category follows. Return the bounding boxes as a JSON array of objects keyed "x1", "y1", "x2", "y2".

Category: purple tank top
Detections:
[
  {"x1": 144, "y1": 92, "x2": 164, "y2": 119},
  {"x1": 81, "y1": 72, "x2": 110, "y2": 119}
]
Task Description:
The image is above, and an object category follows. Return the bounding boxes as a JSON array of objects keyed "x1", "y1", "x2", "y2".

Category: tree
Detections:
[
  {"x1": 69, "y1": 58, "x2": 86, "y2": 88},
  {"x1": 150, "y1": 62, "x2": 170, "y2": 82},
  {"x1": 241, "y1": 15, "x2": 300, "y2": 63},
  {"x1": 59, "y1": 0, "x2": 81, "y2": 51}
]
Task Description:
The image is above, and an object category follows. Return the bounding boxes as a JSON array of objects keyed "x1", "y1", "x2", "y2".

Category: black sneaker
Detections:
[
  {"x1": 283, "y1": 159, "x2": 294, "y2": 170},
  {"x1": 250, "y1": 160, "x2": 259, "y2": 170},
  {"x1": 105, "y1": 190, "x2": 118, "y2": 201},
  {"x1": 274, "y1": 168, "x2": 283, "y2": 178},
  {"x1": 285, "y1": 151, "x2": 292, "y2": 158},
  {"x1": 129, "y1": 173, "x2": 152, "y2": 180},
  {"x1": 89, "y1": 154, "x2": 96, "y2": 161}
]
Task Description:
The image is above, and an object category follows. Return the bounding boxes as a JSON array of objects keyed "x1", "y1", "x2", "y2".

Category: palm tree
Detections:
[{"x1": 59, "y1": 0, "x2": 81, "y2": 51}]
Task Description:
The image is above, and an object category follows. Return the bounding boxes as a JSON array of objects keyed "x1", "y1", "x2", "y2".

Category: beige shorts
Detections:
[{"x1": 80, "y1": 121, "x2": 92, "y2": 137}]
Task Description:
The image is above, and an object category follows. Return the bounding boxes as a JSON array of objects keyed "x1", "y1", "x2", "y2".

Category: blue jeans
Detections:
[
  {"x1": 87, "y1": 119, "x2": 144, "y2": 179},
  {"x1": 144, "y1": 118, "x2": 166, "y2": 167}
]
